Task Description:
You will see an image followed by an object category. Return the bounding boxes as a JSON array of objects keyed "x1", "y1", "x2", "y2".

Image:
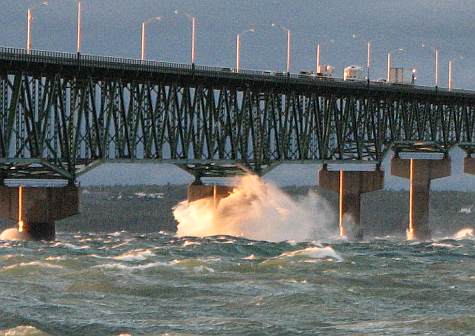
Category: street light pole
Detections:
[
  {"x1": 27, "y1": 9, "x2": 32, "y2": 52},
  {"x1": 316, "y1": 43, "x2": 320, "y2": 73},
  {"x1": 175, "y1": 10, "x2": 197, "y2": 64},
  {"x1": 141, "y1": 22, "x2": 146, "y2": 61},
  {"x1": 236, "y1": 33, "x2": 240, "y2": 72},
  {"x1": 448, "y1": 60, "x2": 453, "y2": 91},
  {"x1": 191, "y1": 16, "x2": 196, "y2": 64},
  {"x1": 236, "y1": 28, "x2": 255, "y2": 73},
  {"x1": 76, "y1": 0, "x2": 82, "y2": 53},
  {"x1": 140, "y1": 16, "x2": 161, "y2": 61},
  {"x1": 26, "y1": 1, "x2": 48, "y2": 52},
  {"x1": 435, "y1": 48, "x2": 439, "y2": 87},
  {"x1": 387, "y1": 52, "x2": 391, "y2": 82},
  {"x1": 387, "y1": 48, "x2": 404, "y2": 82},
  {"x1": 367, "y1": 41, "x2": 371, "y2": 80},
  {"x1": 286, "y1": 28, "x2": 291, "y2": 73},
  {"x1": 447, "y1": 56, "x2": 464, "y2": 90},
  {"x1": 272, "y1": 24, "x2": 291, "y2": 73},
  {"x1": 421, "y1": 43, "x2": 440, "y2": 87},
  {"x1": 351, "y1": 34, "x2": 371, "y2": 80}
]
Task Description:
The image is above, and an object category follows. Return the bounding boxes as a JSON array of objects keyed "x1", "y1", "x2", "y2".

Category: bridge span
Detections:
[{"x1": 1, "y1": 47, "x2": 475, "y2": 241}]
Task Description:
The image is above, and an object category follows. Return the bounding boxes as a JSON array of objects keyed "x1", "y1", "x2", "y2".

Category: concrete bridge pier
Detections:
[
  {"x1": 187, "y1": 181, "x2": 234, "y2": 207},
  {"x1": 391, "y1": 155, "x2": 450, "y2": 240},
  {"x1": 464, "y1": 156, "x2": 475, "y2": 175},
  {"x1": 0, "y1": 186, "x2": 79, "y2": 241},
  {"x1": 319, "y1": 163, "x2": 384, "y2": 240}
]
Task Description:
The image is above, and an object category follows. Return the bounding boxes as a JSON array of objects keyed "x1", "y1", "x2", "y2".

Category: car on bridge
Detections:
[
  {"x1": 298, "y1": 70, "x2": 317, "y2": 79},
  {"x1": 316, "y1": 64, "x2": 335, "y2": 78}
]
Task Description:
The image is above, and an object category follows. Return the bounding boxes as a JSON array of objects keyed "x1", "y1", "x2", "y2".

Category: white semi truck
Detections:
[{"x1": 343, "y1": 65, "x2": 366, "y2": 81}]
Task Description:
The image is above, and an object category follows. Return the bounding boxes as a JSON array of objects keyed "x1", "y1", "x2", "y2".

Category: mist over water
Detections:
[{"x1": 174, "y1": 175, "x2": 336, "y2": 242}]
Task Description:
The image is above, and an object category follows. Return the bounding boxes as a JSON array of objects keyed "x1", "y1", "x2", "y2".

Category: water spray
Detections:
[{"x1": 174, "y1": 175, "x2": 335, "y2": 242}]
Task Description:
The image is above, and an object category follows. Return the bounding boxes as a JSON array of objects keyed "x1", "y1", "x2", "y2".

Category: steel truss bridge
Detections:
[{"x1": 1, "y1": 47, "x2": 475, "y2": 182}]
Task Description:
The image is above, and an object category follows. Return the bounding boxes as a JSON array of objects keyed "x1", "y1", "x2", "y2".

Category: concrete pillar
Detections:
[
  {"x1": 391, "y1": 157, "x2": 450, "y2": 240},
  {"x1": 187, "y1": 183, "x2": 234, "y2": 207},
  {"x1": 319, "y1": 166, "x2": 384, "y2": 240},
  {"x1": 0, "y1": 186, "x2": 79, "y2": 240},
  {"x1": 464, "y1": 157, "x2": 475, "y2": 175}
]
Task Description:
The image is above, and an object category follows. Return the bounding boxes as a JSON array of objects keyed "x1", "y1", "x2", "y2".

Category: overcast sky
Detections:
[{"x1": 1, "y1": 0, "x2": 475, "y2": 89}]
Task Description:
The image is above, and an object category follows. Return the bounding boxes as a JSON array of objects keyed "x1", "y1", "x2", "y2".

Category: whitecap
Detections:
[
  {"x1": 432, "y1": 242, "x2": 456, "y2": 248},
  {"x1": 45, "y1": 256, "x2": 68, "y2": 261},
  {"x1": 109, "y1": 231, "x2": 127, "y2": 237},
  {"x1": 113, "y1": 249, "x2": 155, "y2": 261},
  {"x1": 1, "y1": 325, "x2": 50, "y2": 335},
  {"x1": 243, "y1": 254, "x2": 257, "y2": 260},
  {"x1": 453, "y1": 228, "x2": 474, "y2": 239},
  {"x1": 64, "y1": 243, "x2": 90, "y2": 250},
  {"x1": 0, "y1": 228, "x2": 31, "y2": 241},
  {"x1": 3, "y1": 261, "x2": 63, "y2": 270},
  {"x1": 94, "y1": 261, "x2": 166, "y2": 271},
  {"x1": 279, "y1": 246, "x2": 343, "y2": 262},
  {"x1": 183, "y1": 241, "x2": 201, "y2": 247},
  {"x1": 193, "y1": 265, "x2": 215, "y2": 273}
]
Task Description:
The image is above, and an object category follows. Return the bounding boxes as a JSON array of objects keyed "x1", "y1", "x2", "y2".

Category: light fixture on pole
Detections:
[
  {"x1": 236, "y1": 28, "x2": 255, "y2": 73},
  {"x1": 140, "y1": 16, "x2": 161, "y2": 61},
  {"x1": 174, "y1": 10, "x2": 197, "y2": 64},
  {"x1": 387, "y1": 48, "x2": 405, "y2": 82},
  {"x1": 271, "y1": 23, "x2": 292, "y2": 73},
  {"x1": 26, "y1": 1, "x2": 48, "y2": 52}
]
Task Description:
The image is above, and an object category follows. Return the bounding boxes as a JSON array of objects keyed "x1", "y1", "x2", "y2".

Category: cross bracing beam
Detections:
[{"x1": 1, "y1": 47, "x2": 475, "y2": 180}]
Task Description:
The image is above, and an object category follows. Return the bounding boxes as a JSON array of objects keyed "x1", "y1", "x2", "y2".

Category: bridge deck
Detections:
[
  {"x1": 1, "y1": 47, "x2": 475, "y2": 182},
  {"x1": 1, "y1": 47, "x2": 475, "y2": 102}
]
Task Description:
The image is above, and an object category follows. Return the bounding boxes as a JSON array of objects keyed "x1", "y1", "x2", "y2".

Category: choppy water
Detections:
[{"x1": 1, "y1": 232, "x2": 475, "y2": 336}]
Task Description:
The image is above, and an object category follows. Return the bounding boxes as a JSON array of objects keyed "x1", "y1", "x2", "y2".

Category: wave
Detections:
[
  {"x1": 453, "y1": 228, "x2": 474, "y2": 239},
  {"x1": 0, "y1": 325, "x2": 50, "y2": 336},
  {"x1": 112, "y1": 249, "x2": 156, "y2": 261},
  {"x1": 93, "y1": 261, "x2": 168, "y2": 271},
  {"x1": 279, "y1": 246, "x2": 343, "y2": 262},
  {"x1": 3, "y1": 261, "x2": 64, "y2": 270}
]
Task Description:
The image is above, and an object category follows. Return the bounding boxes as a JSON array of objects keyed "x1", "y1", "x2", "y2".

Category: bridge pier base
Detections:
[
  {"x1": 188, "y1": 182, "x2": 234, "y2": 207},
  {"x1": 319, "y1": 164, "x2": 384, "y2": 240},
  {"x1": 464, "y1": 157, "x2": 475, "y2": 175},
  {"x1": 0, "y1": 186, "x2": 79, "y2": 241},
  {"x1": 391, "y1": 157, "x2": 450, "y2": 240}
]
